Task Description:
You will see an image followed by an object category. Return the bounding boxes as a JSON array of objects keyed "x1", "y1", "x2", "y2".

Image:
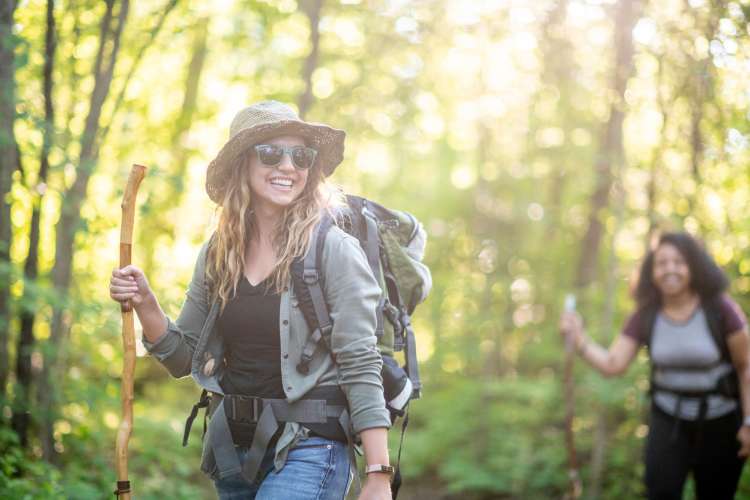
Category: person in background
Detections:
[{"x1": 560, "y1": 232, "x2": 750, "y2": 500}]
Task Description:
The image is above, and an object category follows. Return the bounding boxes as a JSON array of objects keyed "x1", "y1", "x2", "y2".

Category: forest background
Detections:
[{"x1": 2, "y1": 0, "x2": 750, "y2": 498}]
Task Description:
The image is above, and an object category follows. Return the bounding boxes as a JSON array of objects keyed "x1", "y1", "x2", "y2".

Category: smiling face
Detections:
[
  {"x1": 652, "y1": 242, "x2": 692, "y2": 298},
  {"x1": 247, "y1": 135, "x2": 311, "y2": 212}
]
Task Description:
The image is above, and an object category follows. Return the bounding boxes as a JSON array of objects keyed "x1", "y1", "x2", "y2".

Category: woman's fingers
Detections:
[
  {"x1": 109, "y1": 269, "x2": 140, "y2": 303},
  {"x1": 109, "y1": 266, "x2": 146, "y2": 306},
  {"x1": 560, "y1": 312, "x2": 582, "y2": 331},
  {"x1": 112, "y1": 265, "x2": 142, "y2": 279},
  {"x1": 110, "y1": 275, "x2": 139, "y2": 289},
  {"x1": 112, "y1": 292, "x2": 135, "y2": 301},
  {"x1": 559, "y1": 312, "x2": 577, "y2": 332},
  {"x1": 736, "y1": 428, "x2": 750, "y2": 457},
  {"x1": 110, "y1": 283, "x2": 139, "y2": 293}
]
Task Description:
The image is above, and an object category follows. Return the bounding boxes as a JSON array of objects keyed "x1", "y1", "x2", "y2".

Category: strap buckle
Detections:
[
  {"x1": 229, "y1": 395, "x2": 261, "y2": 422},
  {"x1": 303, "y1": 269, "x2": 319, "y2": 285}
]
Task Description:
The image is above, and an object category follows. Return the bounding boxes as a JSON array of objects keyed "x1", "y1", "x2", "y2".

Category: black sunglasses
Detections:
[{"x1": 253, "y1": 144, "x2": 318, "y2": 171}]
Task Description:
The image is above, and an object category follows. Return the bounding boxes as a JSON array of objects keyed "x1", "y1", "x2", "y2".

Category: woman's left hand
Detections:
[
  {"x1": 737, "y1": 425, "x2": 750, "y2": 458},
  {"x1": 357, "y1": 473, "x2": 391, "y2": 500}
]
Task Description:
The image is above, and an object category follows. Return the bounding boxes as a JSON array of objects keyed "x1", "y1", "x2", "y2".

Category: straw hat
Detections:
[{"x1": 205, "y1": 100, "x2": 346, "y2": 204}]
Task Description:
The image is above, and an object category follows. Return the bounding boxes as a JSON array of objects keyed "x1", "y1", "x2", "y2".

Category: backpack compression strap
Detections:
[
  {"x1": 345, "y1": 195, "x2": 386, "y2": 340},
  {"x1": 400, "y1": 309, "x2": 421, "y2": 399},
  {"x1": 359, "y1": 200, "x2": 386, "y2": 340}
]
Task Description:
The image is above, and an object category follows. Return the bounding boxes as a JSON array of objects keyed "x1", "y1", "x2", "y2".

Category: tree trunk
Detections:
[
  {"x1": 11, "y1": 0, "x2": 56, "y2": 447},
  {"x1": 0, "y1": 0, "x2": 19, "y2": 399},
  {"x1": 574, "y1": 0, "x2": 639, "y2": 289},
  {"x1": 539, "y1": 0, "x2": 574, "y2": 241},
  {"x1": 573, "y1": 1, "x2": 640, "y2": 496},
  {"x1": 297, "y1": 0, "x2": 323, "y2": 119},
  {"x1": 686, "y1": 4, "x2": 722, "y2": 233},
  {"x1": 39, "y1": 0, "x2": 130, "y2": 461},
  {"x1": 645, "y1": 50, "x2": 677, "y2": 245},
  {"x1": 589, "y1": 172, "x2": 626, "y2": 498}
]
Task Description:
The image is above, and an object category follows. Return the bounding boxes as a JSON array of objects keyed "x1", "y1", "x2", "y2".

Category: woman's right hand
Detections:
[
  {"x1": 559, "y1": 310, "x2": 584, "y2": 349},
  {"x1": 109, "y1": 265, "x2": 152, "y2": 308}
]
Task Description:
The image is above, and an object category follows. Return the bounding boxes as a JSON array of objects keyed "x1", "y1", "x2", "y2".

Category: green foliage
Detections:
[
  {"x1": 404, "y1": 378, "x2": 567, "y2": 496},
  {"x1": 0, "y1": 425, "x2": 64, "y2": 498},
  {"x1": 5, "y1": 0, "x2": 750, "y2": 498}
]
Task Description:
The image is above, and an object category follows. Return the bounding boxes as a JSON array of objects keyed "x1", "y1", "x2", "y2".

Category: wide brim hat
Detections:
[{"x1": 205, "y1": 100, "x2": 346, "y2": 204}]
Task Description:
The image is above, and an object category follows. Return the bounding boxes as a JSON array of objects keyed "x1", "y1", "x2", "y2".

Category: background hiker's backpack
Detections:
[
  {"x1": 290, "y1": 194, "x2": 431, "y2": 498},
  {"x1": 641, "y1": 296, "x2": 739, "y2": 412}
]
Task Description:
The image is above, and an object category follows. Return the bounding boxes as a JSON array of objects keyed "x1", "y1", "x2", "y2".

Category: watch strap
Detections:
[{"x1": 365, "y1": 464, "x2": 394, "y2": 476}]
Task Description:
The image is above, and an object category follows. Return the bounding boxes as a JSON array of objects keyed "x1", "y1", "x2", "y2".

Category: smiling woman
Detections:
[
  {"x1": 560, "y1": 232, "x2": 750, "y2": 500},
  {"x1": 109, "y1": 101, "x2": 393, "y2": 500}
]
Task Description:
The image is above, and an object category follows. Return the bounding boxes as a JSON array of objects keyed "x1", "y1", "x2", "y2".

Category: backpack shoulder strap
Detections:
[
  {"x1": 703, "y1": 295, "x2": 730, "y2": 361},
  {"x1": 641, "y1": 304, "x2": 659, "y2": 353},
  {"x1": 292, "y1": 214, "x2": 336, "y2": 374}
]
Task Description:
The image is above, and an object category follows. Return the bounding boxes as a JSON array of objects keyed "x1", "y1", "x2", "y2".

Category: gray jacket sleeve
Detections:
[
  {"x1": 141, "y1": 242, "x2": 211, "y2": 378},
  {"x1": 322, "y1": 230, "x2": 391, "y2": 433}
]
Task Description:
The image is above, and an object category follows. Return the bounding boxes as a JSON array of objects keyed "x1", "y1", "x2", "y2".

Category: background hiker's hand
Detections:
[
  {"x1": 737, "y1": 425, "x2": 750, "y2": 458},
  {"x1": 358, "y1": 474, "x2": 391, "y2": 500},
  {"x1": 559, "y1": 311, "x2": 584, "y2": 349},
  {"x1": 109, "y1": 265, "x2": 153, "y2": 308}
]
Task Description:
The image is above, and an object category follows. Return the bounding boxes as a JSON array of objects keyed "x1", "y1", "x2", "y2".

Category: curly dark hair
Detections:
[{"x1": 635, "y1": 232, "x2": 728, "y2": 309}]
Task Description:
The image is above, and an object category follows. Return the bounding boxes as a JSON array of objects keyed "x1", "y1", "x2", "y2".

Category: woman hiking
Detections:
[
  {"x1": 560, "y1": 232, "x2": 750, "y2": 500},
  {"x1": 109, "y1": 101, "x2": 392, "y2": 500}
]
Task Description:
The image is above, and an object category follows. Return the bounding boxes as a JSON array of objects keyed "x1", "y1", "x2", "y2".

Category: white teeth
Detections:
[{"x1": 270, "y1": 178, "x2": 293, "y2": 187}]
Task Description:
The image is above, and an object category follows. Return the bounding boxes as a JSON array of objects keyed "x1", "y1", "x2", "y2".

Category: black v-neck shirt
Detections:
[{"x1": 219, "y1": 277, "x2": 285, "y2": 398}]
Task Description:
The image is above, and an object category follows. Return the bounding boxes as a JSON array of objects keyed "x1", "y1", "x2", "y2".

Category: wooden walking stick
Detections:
[
  {"x1": 115, "y1": 164, "x2": 147, "y2": 499},
  {"x1": 563, "y1": 294, "x2": 582, "y2": 499}
]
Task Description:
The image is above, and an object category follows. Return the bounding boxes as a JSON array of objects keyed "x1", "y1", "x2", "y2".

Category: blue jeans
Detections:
[{"x1": 213, "y1": 436, "x2": 352, "y2": 500}]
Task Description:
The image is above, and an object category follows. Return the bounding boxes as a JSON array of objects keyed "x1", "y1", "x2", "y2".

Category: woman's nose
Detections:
[
  {"x1": 277, "y1": 153, "x2": 295, "y2": 172},
  {"x1": 664, "y1": 263, "x2": 680, "y2": 274}
]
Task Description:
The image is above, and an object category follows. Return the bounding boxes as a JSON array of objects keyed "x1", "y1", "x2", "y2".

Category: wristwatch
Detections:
[
  {"x1": 743, "y1": 416, "x2": 750, "y2": 427},
  {"x1": 365, "y1": 464, "x2": 394, "y2": 476}
]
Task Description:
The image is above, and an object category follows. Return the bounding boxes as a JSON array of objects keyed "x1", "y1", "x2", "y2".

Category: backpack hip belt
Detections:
[{"x1": 197, "y1": 390, "x2": 355, "y2": 483}]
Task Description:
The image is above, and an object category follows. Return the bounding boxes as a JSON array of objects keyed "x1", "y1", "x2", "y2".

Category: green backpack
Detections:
[
  {"x1": 290, "y1": 194, "x2": 431, "y2": 498},
  {"x1": 291, "y1": 194, "x2": 430, "y2": 401}
]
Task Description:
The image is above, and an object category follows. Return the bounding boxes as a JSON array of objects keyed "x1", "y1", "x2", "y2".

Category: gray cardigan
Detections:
[{"x1": 143, "y1": 226, "x2": 390, "y2": 477}]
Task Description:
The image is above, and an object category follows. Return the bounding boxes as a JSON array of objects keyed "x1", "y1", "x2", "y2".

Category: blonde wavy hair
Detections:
[{"x1": 205, "y1": 148, "x2": 344, "y2": 312}]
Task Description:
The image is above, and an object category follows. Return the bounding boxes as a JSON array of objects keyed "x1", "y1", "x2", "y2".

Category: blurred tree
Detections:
[
  {"x1": 39, "y1": 0, "x2": 131, "y2": 461},
  {"x1": 575, "y1": 0, "x2": 640, "y2": 291},
  {"x1": 297, "y1": 0, "x2": 323, "y2": 119},
  {"x1": 687, "y1": 1, "x2": 725, "y2": 234},
  {"x1": 0, "y1": 0, "x2": 19, "y2": 400},
  {"x1": 11, "y1": 0, "x2": 56, "y2": 449}
]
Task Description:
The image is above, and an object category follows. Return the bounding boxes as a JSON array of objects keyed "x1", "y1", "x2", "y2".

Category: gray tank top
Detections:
[{"x1": 651, "y1": 308, "x2": 737, "y2": 420}]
